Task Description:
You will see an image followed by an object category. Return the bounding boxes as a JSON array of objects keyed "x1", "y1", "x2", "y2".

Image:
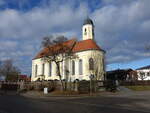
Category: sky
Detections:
[{"x1": 0, "y1": 0, "x2": 150, "y2": 75}]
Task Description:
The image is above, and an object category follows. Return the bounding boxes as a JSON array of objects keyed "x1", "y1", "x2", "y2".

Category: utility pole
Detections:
[{"x1": 89, "y1": 74, "x2": 94, "y2": 96}]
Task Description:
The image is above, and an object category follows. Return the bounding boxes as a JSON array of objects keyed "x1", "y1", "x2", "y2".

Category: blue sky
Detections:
[{"x1": 0, "y1": 0, "x2": 150, "y2": 75}]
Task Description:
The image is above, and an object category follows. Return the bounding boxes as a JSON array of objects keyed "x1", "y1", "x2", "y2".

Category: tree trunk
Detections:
[{"x1": 56, "y1": 62, "x2": 65, "y2": 91}]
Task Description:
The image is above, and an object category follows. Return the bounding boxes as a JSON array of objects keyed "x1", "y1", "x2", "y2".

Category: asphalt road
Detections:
[{"x1": 0, "y1": 92, "x2": 150, "y2": 113}]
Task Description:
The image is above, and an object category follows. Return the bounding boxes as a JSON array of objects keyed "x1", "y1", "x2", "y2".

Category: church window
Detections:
[
  {"x1": 84, "y1": 28, "x2": 87, "y2": 35},
  {"x1": 42, "y1": 63, "x2": 45, "y2": 75},
  {"x1": 147, "y1": 72, "x2": 150, "y2": 76},
  {"x1": 62, "y1": 62, "x2": 64, "y2": 75},
  {"x1": 56, "y1": 63, "x2": 60, "y2": 76},
  {"x1": 35, "y1": 65, "x2": 38, "y2": 77},
  {"x1": 92, "y1": 28, "x2": 94, "y2": 37},
  {"x1": 72, "y1": 60, "x2": 75, "y2": 75},
  {"x1": 65, "y1": 61, "x2": 69, "y2": 75},
  {"x1": 49, "y1": 62, "x2": 52, "y2": 76},
  {"x1": 79, "y1": 59, "x2": 83, "y2": 75},
  {"x1": 102, "y1": 58, "x2": 105, "y2": 70},
  {"x1": 89, "y1": 58, "x2": 94, "y2": 70}
]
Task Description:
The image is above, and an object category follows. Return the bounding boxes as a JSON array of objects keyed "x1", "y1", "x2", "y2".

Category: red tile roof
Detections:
[
  {"x1": 34, "y1": 39, "x2": 76, "y2": 59},
  {"x1": 73, "y1": 39, "x2": 101, "y2": 52},
  {"x1": 20, "y1": 75, "x2": 28, "y2": 78},
  {"x1": 19, "y1": 75, "x2": 31, "y2": 81},
  {"x1": 34, "y1": 39, "x2": 103, "y2": 59}
]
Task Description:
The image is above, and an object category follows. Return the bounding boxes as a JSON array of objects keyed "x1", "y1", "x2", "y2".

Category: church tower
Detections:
[{"x1": 82, "y1": 17, "x2": 94, "y2": 40}]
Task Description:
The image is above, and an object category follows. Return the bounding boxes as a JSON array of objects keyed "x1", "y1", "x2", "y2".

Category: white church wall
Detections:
[
  {"x1": 45, "y1": 61, "x2": 60, "y2": 80},
  {"x1": 44, "y1": 62, "x2": 48, "y2": 78},
  {"x1": 70, "y1": 50, "x2": 105, "y2": 81},
  {"x1": 31, "y1": 58, "x2": 58, "y2": 81},
  {"x1": 31, "y1": 49, "x2": 105, "y2": 81}
]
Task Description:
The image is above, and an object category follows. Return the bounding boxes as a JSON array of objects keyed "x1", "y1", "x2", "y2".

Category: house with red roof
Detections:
[
  {"x1": 31, "y1": 17, "x2": 105, "y2": 81},
  {"x1": 19, "y1": 75, "x2": 31, "y2": 82}
]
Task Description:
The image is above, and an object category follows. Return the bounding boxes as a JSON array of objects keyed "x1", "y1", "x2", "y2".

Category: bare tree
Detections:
[
  {"x1": 41, "y1": 35, "x2": 76, "y2": 90},
  {"x1": 0, "y1": 59, "x2": 21, "y2": 81},
  {"x1": 138, "y1": 72, "x2": 147, "y2": 81}
]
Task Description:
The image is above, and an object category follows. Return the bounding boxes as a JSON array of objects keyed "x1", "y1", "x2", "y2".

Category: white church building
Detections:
[{"x1": 31, "y1": 17, "x2": 105, "y2": 81}]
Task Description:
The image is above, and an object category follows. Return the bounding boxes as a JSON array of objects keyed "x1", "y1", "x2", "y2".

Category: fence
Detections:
[
  {"x1": 120, "y1": 80, "x2": 150, "y2": 86},
  {"x1": 78, "y1": 80, "x2": 105, "y2": 93},
  {"x1": 0, "y1": 80, "x2": 105, "y2": 93},
  {"x1": 0, "y1": 82, "x2": 20, "y2": 91}
]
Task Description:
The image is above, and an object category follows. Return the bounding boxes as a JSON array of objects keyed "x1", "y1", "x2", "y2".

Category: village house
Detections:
[
  {"x1": 31, "y1": 17, "x2": 105, "y2": 81},
  {"x1": 136, "y1": 65, "x2": 150, "y2": 80},
  {"x1": 106, "y1": 69, "x2": 138, "y2": 82}
]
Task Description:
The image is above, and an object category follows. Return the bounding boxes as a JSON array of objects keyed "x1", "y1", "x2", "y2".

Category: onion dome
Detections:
[{"x1": 83, "y1": 17, "x2": 94, "y2": 26}]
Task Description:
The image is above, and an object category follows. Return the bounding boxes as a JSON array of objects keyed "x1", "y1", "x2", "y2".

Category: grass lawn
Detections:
[{"x1": 126, "y1": 85, "x2": 150, "y2": 91}]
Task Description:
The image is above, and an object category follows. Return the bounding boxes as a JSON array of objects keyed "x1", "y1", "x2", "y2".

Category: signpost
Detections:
[
  {"x1": 44, "y1": 87, "x2": 48, "y2": 94},
  {"x1": 89, "y1": 74, "x2": 94, "y2": 95}
]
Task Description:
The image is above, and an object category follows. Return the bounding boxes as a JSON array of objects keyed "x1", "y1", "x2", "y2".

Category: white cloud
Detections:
[
  {"x1": 0, "y1": 41, "x2": 18, "y2": 49},
  {"x1": 91, "y1": 0, "x2": 150, "y2": 64},
  {"x1": 0, "y1": 3, "x2": 88, "y2": 39},
  {"x1": 0, "y1": 1, "x2": 88, "y2": 74}
]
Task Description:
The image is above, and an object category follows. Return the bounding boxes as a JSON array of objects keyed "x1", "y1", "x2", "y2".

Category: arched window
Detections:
[
  {"x1": 72, "y1": 60, "x2": 75, "y2": 75},
  {"x1": 79, "y1": 59, "x2": 83, "y2": 75},
  {"x1": 65, "y1": 60, "x2": 69, "y2": 75},
  {"x1": 89, "y1": 58, "x2": 94, "y2": 70},
  {"x1": 92, "y1": 28, "x2": 94, "y2": 37},
  {"x1": 35, "y1": 65, "x2": 38, "y2": 77},
  {"x1": 49, "y1": 62, "x2": 52, "y2": 76},
  {"x1": 42, "y1": 63, "x2": 45, "y2": 75},
  {"x1": 84, "y1": 28, "x2": 87, "y2": 35},
  {"x1": 102, "y1": 58, "x2": 105, "y2": 71},
  {"x1": 147, "y1": 72, "x2": 150, "y2": 76}
]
